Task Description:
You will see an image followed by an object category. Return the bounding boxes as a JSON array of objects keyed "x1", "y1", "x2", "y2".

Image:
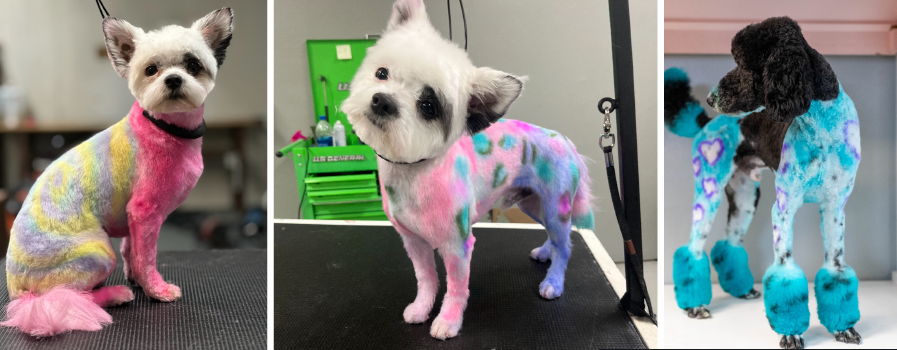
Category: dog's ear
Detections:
[
  {"x1": 806, "y1": 47, "x2": 839, "y2": 100},
  {"x1": 760, "y1": 18, "x2": 816, "y2": 123},
  {"x1": 466, "y1": 68, "x2": 525, "y2": 135},
  {"x1": 387, "y1": 0, "x2": 426, "y2": 31},
  {"x1": 103, "y1": 18, "x2": 143, "y2": 78},
  {"x1": 192, "y1": 8, "x2": 234, "y2": 68},
  {"x1": 763, "y1": 45, "x2": 813, "y2": 122}
]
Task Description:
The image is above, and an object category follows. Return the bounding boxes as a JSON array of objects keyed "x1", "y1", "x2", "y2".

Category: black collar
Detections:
[
  {"x1": 376, "y1": 152, "x2": 427, "y2": 165},
  {"x1": 143, "y1": 110, "x2": 206, "y2": 139}
]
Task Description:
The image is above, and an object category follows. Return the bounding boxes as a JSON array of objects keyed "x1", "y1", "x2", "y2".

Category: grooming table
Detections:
[
  {"x1": 274, "y1": 221, "x2": 649, "y2": 349},
  {"x1": 0, "y1": 249, "x2": 267, "y2": 350}
]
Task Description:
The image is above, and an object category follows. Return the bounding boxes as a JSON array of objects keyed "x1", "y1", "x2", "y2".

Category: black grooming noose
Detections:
[
  {"x1": 96, "y1": 0, "x2": 110, "y2": 18},
  {"x1": 447, "y1": 0, "x2": 468, "y2": 51},
  {"x1": 598, "y1": 97, "x2": 656, "y2": 325}
]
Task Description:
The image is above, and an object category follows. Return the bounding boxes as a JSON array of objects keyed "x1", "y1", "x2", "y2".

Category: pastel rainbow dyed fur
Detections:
[
  {"x1": 3, "y1": 101, "x2": 203, "y2": 336},
  {"x1": 380, "y1": 118, "x2": 593, "y2": 337}
]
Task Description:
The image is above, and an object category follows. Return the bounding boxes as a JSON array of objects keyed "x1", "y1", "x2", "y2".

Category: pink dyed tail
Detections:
[
  {"x1": 572, "y1": 155, "x2": 595, "y2": 230},
  {"x1": 1, "y1": 286, "x2": 112, "y2": 337}
]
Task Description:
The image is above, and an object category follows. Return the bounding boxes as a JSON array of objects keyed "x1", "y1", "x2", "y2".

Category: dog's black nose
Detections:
[
  {"x1": 371, "y1": 93, "x2": 397, "y2": 116},
  {"x1": 165, "y1": 75, "x2": 183, "y2": 90}
]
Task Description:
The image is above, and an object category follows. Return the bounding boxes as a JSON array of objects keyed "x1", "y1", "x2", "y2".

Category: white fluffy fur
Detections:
[
  {"x1": 102, "y1": 9, "x2": 233, "y2": 113},
  {"x1": 342, "y1": 0, "x2": 524, "y2": 163}
]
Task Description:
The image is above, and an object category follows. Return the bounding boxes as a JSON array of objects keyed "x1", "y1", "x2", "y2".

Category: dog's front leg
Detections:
[
  {"x1": 127, "y1": 198, "x2": 182, "y2": 302},
  {"x1": 400, "y1": 233, "x2": 438, "y2": 324},
  {"x1": 430, "y1": 235, "x2": 475, "y2": 340}
]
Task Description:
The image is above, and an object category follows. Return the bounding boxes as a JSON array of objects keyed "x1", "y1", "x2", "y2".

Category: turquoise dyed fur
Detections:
[
  {"x1": 711, "y1": 241, "x2": 754, "y2": 297},
  {"x1": 763, "y1": 263, "x2": 810, "y2": 336},
  {"x1": 815, "y1": 267, "x2": 860, "y2": 333},
  {"x1": 673, "y1": 245, "x2": 711, "y2": 309}
]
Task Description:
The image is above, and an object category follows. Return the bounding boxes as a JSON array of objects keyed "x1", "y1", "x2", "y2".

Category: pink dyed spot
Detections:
[{"x1": 558, "y1": 192, "x2": 572, "y2": 217}]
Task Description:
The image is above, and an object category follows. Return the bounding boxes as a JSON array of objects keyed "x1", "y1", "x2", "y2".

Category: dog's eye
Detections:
[
  {"x1": 376, "y1": 67, "x2": 389, "y2": 80},
  {"x1": 419, "y1": 101, "x2": 436, "y2": 117},
  {"x1": 145, "y1": 65, "x2": 158, "y2": 77},
  {"x1": 186, "y1": 61, "x2": 202, "y2": 75}
]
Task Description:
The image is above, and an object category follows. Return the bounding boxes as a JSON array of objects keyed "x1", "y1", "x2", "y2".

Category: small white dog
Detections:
[
  {"x1": 343, "y1": 0, "x2": 593, "y2": 339},
  {"x1": 2, "y1": 8, "x2": 232, "y2": 336}
]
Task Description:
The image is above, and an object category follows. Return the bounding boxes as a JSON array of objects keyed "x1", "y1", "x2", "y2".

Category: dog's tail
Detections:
[
  {"x1": 1, "y1": 285, "x2": 112, "y2": 337},
  {"x1": 571, "y1": 155, "x2": 595, "y2": 231},
  {"x1": 664, "y1": 67, "x2": 710, "y2": 138}
]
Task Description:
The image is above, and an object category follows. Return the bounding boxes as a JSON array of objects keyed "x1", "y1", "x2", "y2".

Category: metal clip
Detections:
[
  {"x1": 603, "y1": 107, "x2": 612, "y2": 135},
  {"x1": 600, "y1": 133, "x2": 615, "y2": 149}
]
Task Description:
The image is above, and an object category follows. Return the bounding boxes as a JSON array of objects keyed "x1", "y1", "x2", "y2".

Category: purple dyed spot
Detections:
[
  {"x1": 702, "y1": 178, "x2": 719, "y2": 198},
  {"x1": 692, "y1": 157, "x2": 702, "y2": 176},
  {"x1": 843, "y1": 120, "x2": 861, "y2": 160},
  {"x1": 692, "y1": 204, "x2": 705, "y2": 223},
  {"x1": 776, "y1": 187, "x2": 787, "y2": 212},
  {"x1": 779, "y1": 162, "x2": 790, "y2": 175},
  {"x1": 698, "y1": 138, "x2": 724, "y2": 166}
]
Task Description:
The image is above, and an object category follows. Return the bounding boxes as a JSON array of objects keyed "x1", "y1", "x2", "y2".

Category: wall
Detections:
[
  {"x1": 273, "y1": 0, "x2": 658, "y2": 262},
  {"x1": 0, "y1": 0, "x2": 266, "y2": 128},
  {"x1": 663, "y1": 54, "x2": 897, "y2": 283}
]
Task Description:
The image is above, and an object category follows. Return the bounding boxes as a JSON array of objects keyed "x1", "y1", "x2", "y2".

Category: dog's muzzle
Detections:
[{"x1": 371, "y1": 93, "x2": 397, "y2": 116}]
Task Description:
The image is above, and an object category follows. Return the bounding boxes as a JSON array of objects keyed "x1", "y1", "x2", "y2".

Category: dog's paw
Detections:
[
  {"x1": 429, "y1": 315, "x2": 461, "y2": 340},
  {"x1": 403, "y1": 302, "x2": 431, "y2": 324},
  {"x1": 686, "y1": 306, "x2": 711, "y2": 319},
  {"x1": 105, "y1": 286, "x2": 135, "y2": 307},
  {"x1": 530, "y1": 247, "x2": 550, "y2": 262},
  {"x1": 146, "y1": 283, "x2": 182, "y2": 302},
  {"x1": 779, "y1": 335, "x2": 805, "y2": 349},
  {"x1": 834, "y1": 327, "x2": 862, "y2": 345},
  {"x1": 738, "y1": 289, "x2": 762, "y2": 300},
  {"x1": 539, "y1": 281, "x2": 563, "y2": 299}
]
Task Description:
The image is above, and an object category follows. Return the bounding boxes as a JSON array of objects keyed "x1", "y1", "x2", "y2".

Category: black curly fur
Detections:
[
  {"x1": 665, "y1": 76, "x2": 710, "y2": 130},
  {"x1": 710, "y1": 17, "x2": 839, "y2": 123}
]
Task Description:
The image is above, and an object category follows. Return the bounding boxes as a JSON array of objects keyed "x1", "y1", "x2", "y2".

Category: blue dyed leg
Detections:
[
  {"x1": 535, "y1": 196, "x2": 572, "y2": 300},
  {"x1": 673, "y1": 168, "x2": 733, "y2": 318},
  {"x1": 815, "y1": 198, "x2": 861, "y2": 345},
  {"x1": 763, "y1": 187, "x2": 809, "y2": 349},
  {"x1": 712, "y1": 171, "x2": 760, "y2": 299},
  {"x1": 530, "y1": 238, "x2": 552, "y2": 262}
]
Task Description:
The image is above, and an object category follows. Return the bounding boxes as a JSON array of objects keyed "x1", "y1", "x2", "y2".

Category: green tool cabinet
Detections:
[{"x1": 278, "y1": 39, "x2": 387, "y2": 221}]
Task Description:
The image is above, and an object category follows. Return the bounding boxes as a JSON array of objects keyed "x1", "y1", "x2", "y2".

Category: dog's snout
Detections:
[
  {"x1": 165, "y1": 75, "x2": 183, "y2": 90},
  {"x1": 371, "y1": 93, "x2": 397, "y2": 116}
]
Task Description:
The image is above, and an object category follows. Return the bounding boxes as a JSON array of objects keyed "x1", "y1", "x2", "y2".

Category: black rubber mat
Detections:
[
  {"x1": 0, "y1": 249, "x2": 267, "y2": 350},
  {"x1": 275, "y1": 224, "x2": 646, "y2": 349}
]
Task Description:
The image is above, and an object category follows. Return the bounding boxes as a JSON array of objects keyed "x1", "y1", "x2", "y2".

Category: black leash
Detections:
[
  {"x1": 598, "y1": 98, "x2": 656, "y2": 325},
  {"x1": 447, "y1": 0, "x2": 468, "y2": 51},
  {"x1": 96, "y1": 0, "x2": 111, "y2": 19},
  {"x1": 143, "y1": 110, "x2": 207, "y2": 139}
]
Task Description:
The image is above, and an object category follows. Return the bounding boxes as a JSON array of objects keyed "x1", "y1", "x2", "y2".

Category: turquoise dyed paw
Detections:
[
  {"x1": 673, "y1": 245, "x2": 711, "y2": 309},
  {"x1": 815, "y1": 266, "x2": 860, "y2": 333},
  {"x1": 763, "y1": 263, "x2": 810, "y2": 335},
  {"x1": 711, "y1": 241, "x2": 754, "y2": 298}
]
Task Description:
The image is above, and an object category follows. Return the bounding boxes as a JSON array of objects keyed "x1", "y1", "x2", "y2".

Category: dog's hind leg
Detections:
[
  {"x1": 535, "y1": 193, "x2": 573, "y2": 300},
  {"x1": 762, "y1": 186, "x2": 810, "y2": 349},
  {"x1": 815, "y1": 195, "x2": 861, "y2": 345},
  {"x1": 430, "y1": 234, "x2": 475, "y2": 340},
  {"x1": 673, "y1": 165, "x2": 734, "y2": 319},
  {"x1": 711, "y1": 170, "x2": 761, "y2": 299},
  {"x1": 399, "y1": 233, "x2": 439, "y2": 324}
]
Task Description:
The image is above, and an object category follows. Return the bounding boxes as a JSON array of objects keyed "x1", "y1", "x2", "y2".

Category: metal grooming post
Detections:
[
  {"x1": 607, "y1": 0, "x2": 646, "y2": 306},
  {"x1": 607, "y1": 0, "x2": 642, "y2": 257}
]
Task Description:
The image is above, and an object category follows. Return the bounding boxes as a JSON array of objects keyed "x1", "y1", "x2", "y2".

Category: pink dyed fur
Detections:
[
  {"x1": 1, "y1": 286, "x2": 112, "y2": 337},
  {"x1": 124, "y1": 101, "x2": 203, "y2": 301}
]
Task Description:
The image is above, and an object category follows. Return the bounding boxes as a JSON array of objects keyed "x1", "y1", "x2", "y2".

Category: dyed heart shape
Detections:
[
  {"x1": 699, "y1": 138, "x2": 724, "y2": 166},
  {"x1": 692, "y1": 157, "x2": 702, "y2": 176},
  {"x1": 702, "y1": 178, "x2": 718, "y2": 198},
  {"x1": 692, "y1": 204, "x2": 704, "y2": 223}
]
